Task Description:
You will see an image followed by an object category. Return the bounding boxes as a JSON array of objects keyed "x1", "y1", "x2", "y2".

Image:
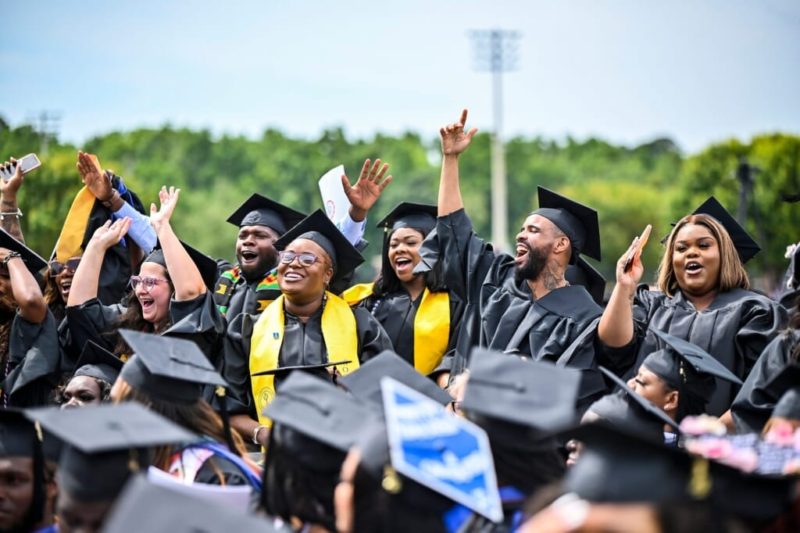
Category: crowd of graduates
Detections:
[{"x1": 0, "y1": 109, "x2": 799, "y2": 532}]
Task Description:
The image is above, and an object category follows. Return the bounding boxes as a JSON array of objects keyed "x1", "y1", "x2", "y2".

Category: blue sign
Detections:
[{"x1": 381, "y1": 377, "x2": 503, "y2": 523}]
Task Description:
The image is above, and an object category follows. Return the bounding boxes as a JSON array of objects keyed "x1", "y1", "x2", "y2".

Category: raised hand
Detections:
[
  {"x1": 149, "y1": 186, "x2": 181, "y2": 231},
  {"x1": 615, "y1": 236, "x2": 646, "y2": 294},
  {"x1": 0, "y1": 158, "x2": 25, "y2": 200},
  {"x1": 89, "y1": 218, "x2": 132, "y2": 251},
  {"x1": 440, "y1": 109, "x2": 478, "y2": 156},
  {"x1": 341, "y1": 159, "x2": 392, "y2": 222},
  {"x1": 77, "y1": 151, "x2": 113, "y2": 201}
]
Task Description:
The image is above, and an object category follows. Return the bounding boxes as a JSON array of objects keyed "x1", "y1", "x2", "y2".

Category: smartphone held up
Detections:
[{"x1": 1, "y1": 154, "x2": 41, "y2": 181}]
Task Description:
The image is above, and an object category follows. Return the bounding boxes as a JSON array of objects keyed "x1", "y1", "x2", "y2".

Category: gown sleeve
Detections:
[
  {"x1": 165, "y1": 292, "x2": 227, "y2": 370},
  {"x1": 2, "y1": 310, "x2": 60, "y2": 407},
  {"x1": 353, "y1": 307, "x2": 393, "y2": 362},
  {"x1": 65, "y1": 298, "x2": 125, "y2": 353},
  {"x1": 221, "y1": 311, "x2": 257, "y2": 418},
  {"x1": 735, "y1": 297, "x2": 788, "y2": 379}
]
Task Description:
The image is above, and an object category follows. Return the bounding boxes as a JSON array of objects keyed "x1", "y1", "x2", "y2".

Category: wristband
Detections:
[
  {"x1": 252, "y1": 425, "x2": 267, "y2": 445},
  {"x1": 2, "y1": 251, "x2": 21, "y2": 266},
  {"x1": 0, "y1": 208, "x2": 22, "y2": 220},
  {"x1": 101, "y1": 190, "x2": 122, "y2": 210}
]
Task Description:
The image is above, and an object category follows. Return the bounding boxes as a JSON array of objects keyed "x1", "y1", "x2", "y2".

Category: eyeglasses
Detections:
[
  {"x1": 130, "y1": 276, "x2": 169, "y2": 291},
  {"x1": 49, "y1": 258, "x2": 81, "y2": 277},
  {"x1": 278, "y1": 251, "x2": 320, "y2": 267}
]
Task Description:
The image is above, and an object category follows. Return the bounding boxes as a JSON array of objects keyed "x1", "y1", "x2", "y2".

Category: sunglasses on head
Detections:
[
  {"x1": 278, "y1": 250, "x2": 321, "y2": 267},
  {"x1": 49, "y1": 258, "x2": 81, "y2": 277}
]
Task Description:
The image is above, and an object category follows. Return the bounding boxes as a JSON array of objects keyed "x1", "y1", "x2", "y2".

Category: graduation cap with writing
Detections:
[
  {"x1": 596, "y1": 366, "x2": 681, "y2": 437},
  {"x1": 566, "y1": 256, "x2": 606, "y2": 305},
  {"x1": 141, "y1": 241, "x2": 219, "y2": 291},
  {"x1": 532, "y1": 187, "x2": 601, "y2": 263},
  {"x1": 338, "y1": 350, "x2": 452, "y2": 409},
  {"x1": 226, "y1": 193, "x2": 306, "y2": 234},
  {"x1": 642, "y1": 329, "x2": 743, "y2": 404},
  {"x1": 117, "y1": 329, "x2": 227, "y2": 404},
  {"x1": 274, "y1": 209, "x2": 365, "y2": 286},
  {"x1": 564, "y1": 422, "x2": 797, "y2": 522},
  {"x1": 0, "y1": 409, "x2": 46, "y2": 525},
  {"x1": 264, "y1": 370, "x2": 377, "y2": 455},
  {"x1": 26, "y1": 403, "x2": 194, "y2": 502},
  {"x1": 73, "y1": 340, "x2": 123, "y2": 385},
  {"x1": 463, "y1": 347, "x2": 581, "y2": 435},
  {"x1": 0, "y1": 228, "x2": 47, "y2": 273},
  {"x1": 104, "y1": 475, "x2": 279, "y2": 533},
  {"x1": 376, "y1": 202, "x2": 438, "y2": 236}
]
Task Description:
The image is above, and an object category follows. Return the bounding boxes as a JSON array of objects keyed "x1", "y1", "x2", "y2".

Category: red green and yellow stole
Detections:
[
  {"x1": 343, "y1": 283, "x2": 450, "y2": 375},
  {"x1": 214, "y1": 267, "x2": 280, "y2": 316},
  {"x1": 249, "y1": 292, "x2": 360, "y2": 426}
]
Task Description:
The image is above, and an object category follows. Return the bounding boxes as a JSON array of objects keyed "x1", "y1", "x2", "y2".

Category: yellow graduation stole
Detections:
[
  {"x1": 249, "y1": 292, "x2": 360, "y2": 426},
  {"x1": 343, "y1": 283, "x2": 450, "y2": 375},
  {"x1": 54, "y1": 187, "x2": 96, "y2": 262}
]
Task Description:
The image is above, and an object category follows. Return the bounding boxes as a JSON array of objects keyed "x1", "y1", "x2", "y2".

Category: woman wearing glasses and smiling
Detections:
[{"x1": 66, "y1": 186, "x2": 225, "y2": 375}]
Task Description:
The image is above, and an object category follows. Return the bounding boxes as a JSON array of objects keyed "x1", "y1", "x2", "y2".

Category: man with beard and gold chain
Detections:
[{"x1": 417, "y1": 110, "x2": 605, "y2": 401}]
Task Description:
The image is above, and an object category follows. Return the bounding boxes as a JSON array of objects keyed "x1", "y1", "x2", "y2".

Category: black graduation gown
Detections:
[
  {"x1": 597, "y1": 285, "x2": 787, "y2": 416},
  {"x1": 223, "y1": 303, "x2": 392, "y2": 418},
  {"x1": 421, "y1": 208, "x2": 602, "y2": 375},
  {"x1": 353, "y1": 289, "x2": 463, "y2": 373},
  {"x1": 1, "y1": 310, "x2": 60, "y2": 407},
  {"x1": 65, "y1": 292, "x2": 226, "y2": 372},
  {"x1": 730, "y1": 330, "x2": 800, "y2": 433}
]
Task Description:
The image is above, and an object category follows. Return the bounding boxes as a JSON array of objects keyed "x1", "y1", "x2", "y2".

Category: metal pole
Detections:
[{"x1": 490, "y1": 51, "x2": 509, "y2": 251}]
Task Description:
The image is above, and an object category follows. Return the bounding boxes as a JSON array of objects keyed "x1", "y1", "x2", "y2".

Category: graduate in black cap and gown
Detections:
[
  {"x1": 0, "y1": 228, "x2": 59, "y2": 408},
  {"x1": 58, "y1": 340, "x2": 123, "y2": 408},
  {"x1": 224, "y1": 210, "x2": 392, "y2": 446},
  {"x1": 598, "y1": 196, "x2": 787, "y2": 416},
  {"x1": 216, "y1": 159, "x2": 391, "y2": 319},
  {"x1": 65, "y1": 186, "x2": 225, "y2": 371},
  {"x1": 418, "y1": 110, "x2": 605, "y2": 394},
  {"x1": 344, "y1": 202, "x2": 464, "y2": 376}
]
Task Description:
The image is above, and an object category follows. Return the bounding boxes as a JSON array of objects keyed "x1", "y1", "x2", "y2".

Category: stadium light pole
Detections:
[{"x1": 469, "y1": 29, "x2": 520, "y2": 252}]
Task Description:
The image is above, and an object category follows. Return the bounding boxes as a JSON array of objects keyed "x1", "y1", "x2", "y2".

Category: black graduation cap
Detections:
[
  {"x1": 565, "y1": 256, "x2": 606, "y2": 305},
  {"x1": 376, "y1": 202, "x2": 438, "y2": 236},
  {"x1": 142, "y1": 241, "x2": 219, "y2": 291},
  {"x1": 533, "y1": 187, "x2": 601, "y2": 262},
  {"x1": 117, "y1": 329, "x2": 227, "y2": 404},
  {"x1": 643, "y1": 329, "x2": 742, "y2": 403},
  {"x1": 773, "y1": 388, "x2": 800, "y2": 420},
  {"x1": 73, "y1": 340, "x2": 123, "y2": 385},
  {"x1": 693, "y1": 196, "x2": 760, "y2": 264},
  {"x1": 463, "y1": 348, "x2": 581, "y2": 433},
  {"x1": 25, "y1": 404, "x2": 194, "y2": 502},
  {"x1": 264, "y1": 371, "x2": 378, "y2": 454},
  {"x1": 0, "y1": 228, "x2": 47, "y2": 273},
  {"x1": 338, "y1": 351, "x2": 452, "y2": 408},
  {"x1": 252, "y1": 360, "x2": 350, "y2": 392},
  {"x1": 597, "y1": 366, "x2": 681, "y2": 435},
  {"x1": 274, "y1": 209, "x2": 365, "y2": 286},
  {"x1": 104, "y1": 475, "x2": 279, "y2": 533},
  {"x1": 226, "y1": 193, "x2": 306, "y2": 234},
  {"x1": 564, "y1": 422, "x2": 796, "y2": 522}
]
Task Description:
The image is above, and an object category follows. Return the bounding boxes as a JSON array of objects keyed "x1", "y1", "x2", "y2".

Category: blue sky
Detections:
[{"x1": 1, "y1": 0, "x2": 798, "y2": 153}]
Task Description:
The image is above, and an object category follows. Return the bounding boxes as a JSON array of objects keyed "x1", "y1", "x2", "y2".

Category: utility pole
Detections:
[{"x1": 470, "y1": 29, "x2": 520, "y2": 252}]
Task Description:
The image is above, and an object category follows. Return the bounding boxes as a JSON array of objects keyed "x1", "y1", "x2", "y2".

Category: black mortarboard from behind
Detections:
[
  {"x1": 463, "y1": 348, "x2": 580, "y2": 433},
  {"x1": 73, "y1": 340, "x2": 123, "y2": 385},
  {"x1": 376, "y1": 202, "x2": 437, "y2": 236},
  {"x1": 274, "y1": 209, "x2": 364, "y2": 286},
  {"x1": 693, "y1": 196, "x2": 760, "y2": 264},
  {"x1": 532, "y1": 187, "x2": 601, "y2": 262},
  {"x1": 565, "y1": 422, "x2": 796, "y2": 522},
  {"x1": 265, "y1": 371, "x2": 377, "y2": 455},
  {"x1": 117, "y1": 329, "x2": 227, "y2": 404},
  {"x1": 338, "y1": 350, "x2": 452, "y2": 409},
  {"x1": 595, "y1": 367, "x2": 680, "y2": 437},
  {"x1": 642, "y1": 329, "x2": 742, "y2": 403},
  {"x1": 226, "y1": 193, "x2": 306, "y2": 234},
  {"x1": 104, "y1": 475, "x2": 279, "y2": 533},
  {"x1": 772, "y1": 388, "x2": 800, "y2": 420},
  {"x1": 0, "y1": 228, "x2": 47, "y2": 273},
  {"x1": 566, "y1": 256, "x2": 606, "y2": 305},
  {"x1": 26, "y1": 404, "x2": 194, "y2": 502}
]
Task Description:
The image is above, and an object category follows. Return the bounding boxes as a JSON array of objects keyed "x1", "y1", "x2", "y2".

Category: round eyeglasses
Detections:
[
  {"x1": 130, "y1": 276, "x2": 169, "y2": 291},
  {"x1": 278, "y1": 251, "x2": 320, "y2": 267}
]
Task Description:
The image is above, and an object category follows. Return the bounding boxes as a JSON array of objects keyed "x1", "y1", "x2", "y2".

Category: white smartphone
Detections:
[{"x1": 1, "y1": 153, "x2": 41, "y2": 180}]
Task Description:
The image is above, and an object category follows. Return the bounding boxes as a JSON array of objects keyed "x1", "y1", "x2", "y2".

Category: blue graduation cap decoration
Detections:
[{"x1": 380, "y1": 377, "x2": 503, "y2": 524}]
